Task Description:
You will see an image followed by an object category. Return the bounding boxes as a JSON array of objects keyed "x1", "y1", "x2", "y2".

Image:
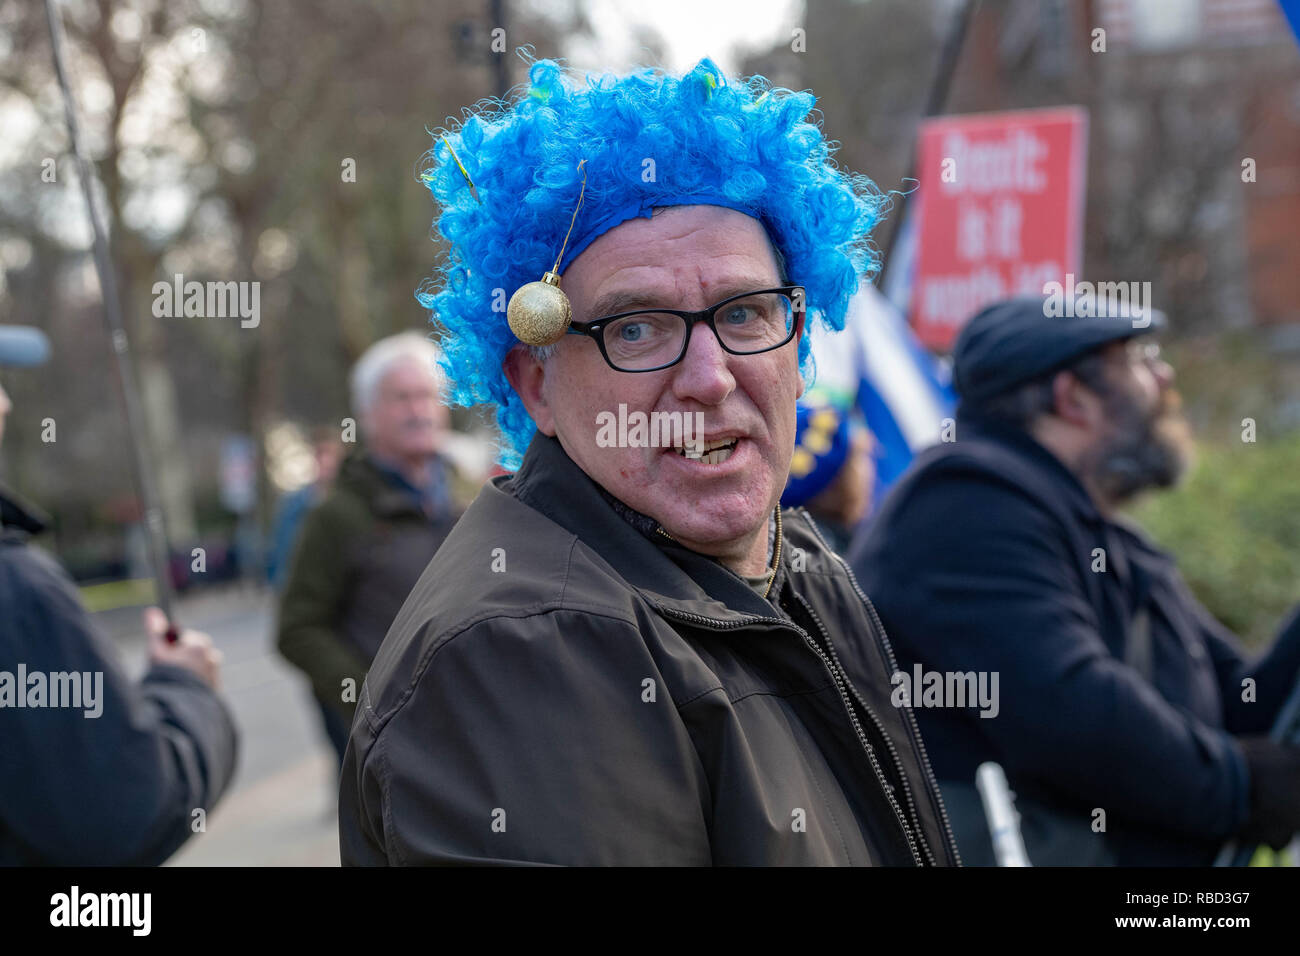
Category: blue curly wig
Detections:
[{"x1": 417, "y1": 54, "x2": 890, "y2": 467}]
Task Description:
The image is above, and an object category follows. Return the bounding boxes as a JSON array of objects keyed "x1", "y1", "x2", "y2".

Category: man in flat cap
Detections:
[
  {"x1": 850, "y1": 295, "x2": 1300, "y2": 865},
  {"x1": 338, "y1": 58, "x2": 960, "y2": 866}
]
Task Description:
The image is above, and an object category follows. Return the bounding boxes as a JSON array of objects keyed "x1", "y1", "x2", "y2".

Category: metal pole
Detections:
[
  {"x1": 977, "y1": 761, "x2": 1032, "y2": 866},
  {"x1": 43, "y1": 0, "x2": 179, "y2": 640}
]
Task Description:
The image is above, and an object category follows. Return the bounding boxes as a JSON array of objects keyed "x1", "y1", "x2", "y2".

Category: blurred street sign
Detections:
[
  {"x1": 220, "y1": 435, "x2": 257, "y2": 515},
  {"x1": 910, "y1": 106, "x2": 1088, "y2": 351}
]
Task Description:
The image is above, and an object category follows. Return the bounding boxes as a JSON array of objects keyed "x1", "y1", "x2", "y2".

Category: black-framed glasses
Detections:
[
  {"x1": 567, "y1": 285, "x2": 806, "y2": 373},
  {"x1": 1125, "y1": 339, "x2": 1162, "y2": 366}
]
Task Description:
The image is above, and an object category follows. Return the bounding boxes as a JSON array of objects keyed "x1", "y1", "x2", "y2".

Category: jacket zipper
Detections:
[
  {"x1": 656, "y1": 603, "x2": 925, "y2": 866},
  {"x1": 796, "y1": 508, "x2": 962, "y2": 865},
  {"x1": 763, "y1": 508, "x2": 782, "y2": 599},
  {"x1": 791, "y1": 590, "x2": 936, "y2": 866}
]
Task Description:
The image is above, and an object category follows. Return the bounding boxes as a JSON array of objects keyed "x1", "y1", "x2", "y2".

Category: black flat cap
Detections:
[{"x1": 953, "y1": 295, "x2": 1166, "y2": 403}]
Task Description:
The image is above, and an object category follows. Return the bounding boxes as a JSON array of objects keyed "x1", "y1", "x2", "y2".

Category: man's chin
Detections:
[
  {"x1": 1154, "y1": 414, "x2": 1196, "y2": 485},
  {"x1": 654, "y1": 502, "x2": 772, "y2": 552},
  {"x1": 1098, "y1": 417, "x2": 1195, "y2": 503}
]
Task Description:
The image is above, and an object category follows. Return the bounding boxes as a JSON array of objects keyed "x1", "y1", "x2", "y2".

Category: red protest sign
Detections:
[{"x1": 910, "y1": 107, "x2": 1088, "y2": 351}]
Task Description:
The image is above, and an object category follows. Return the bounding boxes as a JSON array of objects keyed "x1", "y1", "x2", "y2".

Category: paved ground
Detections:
[{"x1": 99, "y1": 585, "x2": 341, "y2": 866}]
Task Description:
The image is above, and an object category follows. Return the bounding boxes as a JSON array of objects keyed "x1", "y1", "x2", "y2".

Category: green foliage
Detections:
[
  {"x1": 1130, "y1": 436, "x2": 1300, "y2": 649},
  {"x1": 79, "y1": 578, "x2": 158, "y2": 614}
]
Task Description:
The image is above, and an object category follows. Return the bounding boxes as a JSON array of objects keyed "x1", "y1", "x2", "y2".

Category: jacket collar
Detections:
[
  {"x1": 0, "y1": 485, "x2": 49, "y2": 537},
  {"x1": 955, "y1": 412, "x2": 1103, "y2": 524},
  {"x1": 337, "y1": 451, "x2": 440, "y2": 521},
  {"x1": 955, "y1": 412, "x2": 1172, "y2": 591},
  {"x1": 507, "y1": 433, "x2": 785, "y2": 622}
]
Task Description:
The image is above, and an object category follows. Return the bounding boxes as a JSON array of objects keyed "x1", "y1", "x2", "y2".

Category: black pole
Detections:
[
  {"x1": 43, "y1": 0, "x2": 180, "y2": 640},
  {"x1": 876, "y1": 0, "x2": 978, "y2": 293}
]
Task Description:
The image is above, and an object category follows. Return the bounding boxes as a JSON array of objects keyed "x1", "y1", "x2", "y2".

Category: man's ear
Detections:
[
  {"x1": 1051, "y1": 369, "x2": 1103, "y2": 430},
  {"x1": 793, "y1": 310, "x2": 807, "y2": 400},
  {"x1": 502, "y1": 345, "x2": 556, "y2": 436}
]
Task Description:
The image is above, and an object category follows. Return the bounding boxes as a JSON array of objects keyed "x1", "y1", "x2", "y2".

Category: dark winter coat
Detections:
[
  {"x1": 0, "y1": 488, "x2": 238, "y2": 865},
  {"x1": 849, "y1": 417, "x2": 1300, "y2": 865},
  {"x1": 339, "y1": 433, "x2": 960, "y2": 866}
]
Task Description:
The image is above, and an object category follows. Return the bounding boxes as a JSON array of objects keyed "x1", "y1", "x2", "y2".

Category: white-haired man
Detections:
[{"x1": 276, "y1": 332, "x2": 466, "y2": 763}]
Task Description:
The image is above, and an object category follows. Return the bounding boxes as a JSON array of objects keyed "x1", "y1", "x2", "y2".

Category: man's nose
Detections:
[
  {"x1": 404, "y1": 392, "x2": 434, "y2": 416},
  {"x1": 670, "y1": 321, "x2": 735, "y2": 406},
  {"x1": 1152, "y1": 357, "x2": 1175, "y2": 390}
]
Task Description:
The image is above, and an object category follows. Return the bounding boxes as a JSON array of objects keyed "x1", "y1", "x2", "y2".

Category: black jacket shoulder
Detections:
[{"x1": 0, "y1": 519, "x2": 238, "y2": 865}]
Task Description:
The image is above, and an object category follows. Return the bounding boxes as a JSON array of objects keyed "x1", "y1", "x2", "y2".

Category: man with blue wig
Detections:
[{"x1": 338, "y1": 57, "x2": 960, "y2": 866}]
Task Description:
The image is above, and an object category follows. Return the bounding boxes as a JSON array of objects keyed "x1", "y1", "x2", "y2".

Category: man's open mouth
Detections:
[{"x1": 675, "y1": 437, "x2": 739, "y2": 465}]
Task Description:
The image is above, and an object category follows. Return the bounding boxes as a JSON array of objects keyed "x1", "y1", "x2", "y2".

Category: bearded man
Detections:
[
  {"x1": 337, "y1": 57, "x2": 961, "y2": 866},
  {"x1": 850, "y1": 296, "x2": 1300, "y2": 866}
]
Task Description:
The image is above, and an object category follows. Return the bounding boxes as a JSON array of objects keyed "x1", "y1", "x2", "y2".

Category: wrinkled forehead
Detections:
[{"x1": 563, "y1": 205, "x2": 786, "y2": 312}]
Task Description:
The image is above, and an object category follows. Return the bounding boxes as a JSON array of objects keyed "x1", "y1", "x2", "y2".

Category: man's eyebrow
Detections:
[
  {"x1": 586, "y1": 280, "x2": 783, "y2": 320},
  {"x1": 587, "y1": 290, "x2": 665, "y2": 319}
]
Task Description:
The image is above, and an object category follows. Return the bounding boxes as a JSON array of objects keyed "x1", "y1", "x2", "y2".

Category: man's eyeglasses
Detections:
[
  {"x1": 567, "y1": 285, "x2": 806, "y2": 373},
  {"x1": 1125, "y1": 340, "x2": 1162, "y2": 366}
]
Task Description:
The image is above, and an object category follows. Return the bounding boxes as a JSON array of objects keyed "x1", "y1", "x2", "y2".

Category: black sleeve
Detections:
[
  {"x1": 1197, "y1": 598, "x2": 1300, "y2": 735},
  {"x1": 0, "y1": 544, "x2": 238, "y2": 865}
]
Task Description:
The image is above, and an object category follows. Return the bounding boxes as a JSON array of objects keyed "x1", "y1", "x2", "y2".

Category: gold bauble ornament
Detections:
[
  {"x1": 502, "y1": 159, "x2": 587, "y2": 346},
  {"x1": 506, "y1": 271, "x2": 572, "y2": 346}
]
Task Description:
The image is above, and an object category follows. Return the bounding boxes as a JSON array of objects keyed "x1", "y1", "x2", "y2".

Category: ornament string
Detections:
[{"x1": 552, "y1": 159, "x2": 587, "y2": 274}]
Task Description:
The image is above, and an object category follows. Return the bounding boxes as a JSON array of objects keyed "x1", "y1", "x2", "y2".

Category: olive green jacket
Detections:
[{"x1": 275, "y1": 452, "x2": 464, "y2": 720}]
